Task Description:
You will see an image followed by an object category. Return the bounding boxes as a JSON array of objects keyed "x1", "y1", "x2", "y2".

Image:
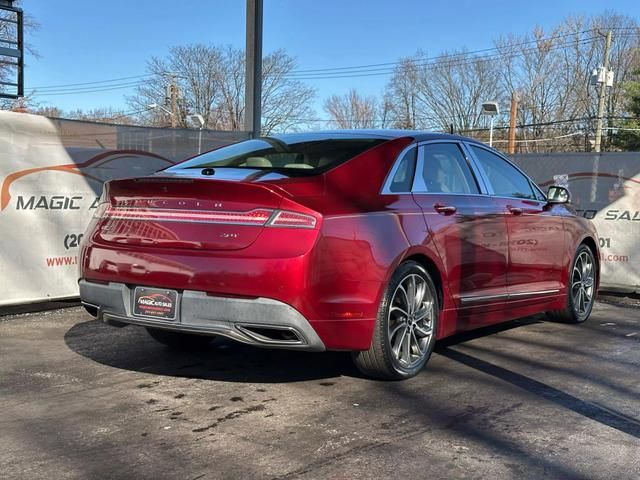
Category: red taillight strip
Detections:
[
  {"x1": 267, "y1": 210, "x2": 317, "y2": 228},
  {"x1": 104, "y1": 206, "x2": 274, "y2": 225}
]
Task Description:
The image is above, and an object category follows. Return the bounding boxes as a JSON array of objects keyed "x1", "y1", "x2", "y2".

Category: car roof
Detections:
[{"x1": 272, "y1": 129, "x2": 484, "y2": 145}]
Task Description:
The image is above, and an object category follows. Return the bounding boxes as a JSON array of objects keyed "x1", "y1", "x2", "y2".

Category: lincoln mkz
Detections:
[{"x1": 79, "y1": 131, "x2": 599, "y2": 379}]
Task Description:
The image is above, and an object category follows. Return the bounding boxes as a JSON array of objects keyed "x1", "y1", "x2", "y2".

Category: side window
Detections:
[
  {"x1": 389, "y1": 147, "x2": 416, "y2": 193},
  {"x1": 470, "y1": 146, "x2": 536, "y2": 200},
  {"x1": 418, "y1": 143, "x2": 479, "y2": 194}
]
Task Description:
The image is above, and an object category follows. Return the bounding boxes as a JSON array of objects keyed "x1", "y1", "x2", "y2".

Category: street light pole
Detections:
[
  {"x1": 148, "y1": 103, "x2": 174, "y2": 128},
  {"x1": 481, "y1": 101, "x2": 500, "y2": 148},
  {"x1": 489, "y1": 117, "x2": 494, "y2": 148},
  {"x1": 189, "y1": 114, "x2": 206, "y2": 155}
]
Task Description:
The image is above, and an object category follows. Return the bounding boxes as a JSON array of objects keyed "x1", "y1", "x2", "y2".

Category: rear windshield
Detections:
[{"x1": 169, "y1": 137, "x2": 386, "y2": 175}]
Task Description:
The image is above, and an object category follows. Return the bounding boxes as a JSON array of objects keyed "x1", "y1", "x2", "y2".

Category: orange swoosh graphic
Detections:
[{"x1": 1, "y1": 150, "x2": 173, "y2": 211}]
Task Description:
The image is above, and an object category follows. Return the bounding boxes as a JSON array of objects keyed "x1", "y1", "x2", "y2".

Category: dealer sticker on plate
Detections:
[{"x1": 133, "y1": 287, "x2": 178, "y2": 320}]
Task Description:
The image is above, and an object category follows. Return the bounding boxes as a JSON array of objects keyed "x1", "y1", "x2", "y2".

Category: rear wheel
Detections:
[
  {"x1": 146, "y1": 327, "x2": 214, "y2": 350},
  {"x1": 546, "y1": 244, "x2": 596, "y2": 323},
  {"x1": 352, "y1": 261, "x2": 438, "y2": 380}
]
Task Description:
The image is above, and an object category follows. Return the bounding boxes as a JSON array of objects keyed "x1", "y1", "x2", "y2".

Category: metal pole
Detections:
[
  {"x1": 170, "y1": 74, "x2": 178, "y2": 129},
  {"x1": 244, "y1": 0, "x2": 263, "y2": 137},
  {"x1": 594, "y1": 30, "x2": 612, "y2": 153},
  {"x1": 508, "y1": 93, "x2": 518, "y2": 154},
  {"x1": 489, "y1": 117, "x2": 494, "y2": 147},
  {"x1": 16, "y1": 8, "x2": 23, "y2": 97},
  {"x1": 198, "y1": 127, "x2": 202, "y2": 155}
]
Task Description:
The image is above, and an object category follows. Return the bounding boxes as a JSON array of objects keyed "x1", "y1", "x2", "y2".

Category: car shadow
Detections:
[
  {"x1": 64, "y1": 315, "x2": 541, "y2": 384},
  {"x1": 64, "y1": 319, "x2": 362, "y2": 383},
  {"x1": 435, "y1": 315, "x2": 544, "y2": 349}
]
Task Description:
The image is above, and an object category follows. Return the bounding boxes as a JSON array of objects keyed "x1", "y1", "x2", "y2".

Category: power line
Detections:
[
  {"x1": 32, "y1": 81, "x2": 149, "y2": 96},
  {"x1": 291, "y1": 28, "x2": 597, "y2": 74},
  {"x1": 285, "y1": 34, "x2": 640, "y2": 80},
  {"x1": 291, "y1": 26, "x2": 638, "y2": 75},
  {"x1": 287, "y1": 37, "x2": 604, "y2": 79},
  {"x1": 30, "y1": 74, "x2": 154, "y2": 90},
  {"x1": 28, "y1": 27, "x2": 638, "y2": 92},
  {"x1": 35, "y1": 33, "x2": 602, "y2": 94}
]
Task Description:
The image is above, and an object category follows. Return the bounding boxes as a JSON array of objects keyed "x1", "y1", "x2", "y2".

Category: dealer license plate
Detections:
[{"x1": 133, "y1": 287, "x2": 178, "y2": 320}]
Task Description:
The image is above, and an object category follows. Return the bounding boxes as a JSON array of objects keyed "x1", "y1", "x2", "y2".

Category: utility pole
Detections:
[
  {"x1": 169, "y1": 74, "x2": 178, "y2": 129},
  {"x1": 244, "y1": 0, "x2": 263, "y2": 137},
  {"x1": 508, "y1": 92, "x2": 518, "y2": 154},
  {"x1": 594, "y1": 30, "x2": 613, "y2": 153}
]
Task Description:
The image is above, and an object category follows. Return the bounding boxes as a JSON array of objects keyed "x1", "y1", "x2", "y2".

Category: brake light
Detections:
[
  {"x1": 100, "y1": 207, "x2": 317, "y2": 228},
  {"x1": 267, "y1": 210, "x2": 317, "y2": 229},
  {"x1": 103, "y1": 207, "x2": 274, "y2": 225}
]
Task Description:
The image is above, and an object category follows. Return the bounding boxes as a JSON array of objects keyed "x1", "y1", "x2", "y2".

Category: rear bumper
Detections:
[{"x1": 79, "y1": 279, "x2": 326, "y2": 352}]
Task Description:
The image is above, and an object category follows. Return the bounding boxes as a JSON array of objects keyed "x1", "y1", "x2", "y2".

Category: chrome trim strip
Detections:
[
  {"x1": 411, "y1": 192, "x2": 490, "y2": 198},
  {"x1": 460, "y1": 289, "x2": 560, "y2": 305},
  {"x1": 459, "y1": 293, "x2": 509, "y2": 304},
  {"x1": 508, "y1": 289, "x2": 560, "y2": 298},
  {"x1": 236, "y1": 324, "x2": 304, "y2": 345}
]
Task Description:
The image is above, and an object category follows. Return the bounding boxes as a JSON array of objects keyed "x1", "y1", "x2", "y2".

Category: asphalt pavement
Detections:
[{"x1": 1, "y1": 302, "x2": 639, "y2": 479}]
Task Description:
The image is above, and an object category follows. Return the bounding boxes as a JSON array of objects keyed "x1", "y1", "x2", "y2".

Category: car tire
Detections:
[
  {"x1": 546, "y1": 244, "x2": 596, "y2": 324},
  {"x1": 145, "y1": 327, "x2": 214, "y2": 350},
  {"x1": 352, "y1": 261, "x2": 439, "y2": 380}
]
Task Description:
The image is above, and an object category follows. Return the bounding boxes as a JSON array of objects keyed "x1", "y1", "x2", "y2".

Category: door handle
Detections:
[
  {"x1": 434, "y1": 203, "x2": 457, "y2": 215},
  {"x1": 507, "y1": 205, "x2": 523, "y2": 215}
]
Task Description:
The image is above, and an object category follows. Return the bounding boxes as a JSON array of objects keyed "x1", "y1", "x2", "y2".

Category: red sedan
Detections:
[{"x1": 79, "y1": 131, "x2": 599, "y2": 379}]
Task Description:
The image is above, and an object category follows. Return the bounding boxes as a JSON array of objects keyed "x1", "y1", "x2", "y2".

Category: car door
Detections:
[
  {"x1": 467, "y1": 144, "x2": 565, "y2": 299},
  {"x1": 411, "y1": 141, "x2": 509, "y2": 323}
]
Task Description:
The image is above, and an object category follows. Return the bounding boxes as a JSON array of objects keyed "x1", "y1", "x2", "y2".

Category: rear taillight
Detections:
[
  {"x1": 267, "y1": 210, "x2": 317, "y2": 229},
  {"x1": 100, "y1": 207, "x2": 317, "y2": 229},
  {"x1": 92, "y1": 202, "x2": 109, "y2": 219},
  {"x1": 102, "y1": 207, "x2": 273, "y2": 225},
  {"x1": 92, "y1": 189, "x2": 109, "y2": 219}
]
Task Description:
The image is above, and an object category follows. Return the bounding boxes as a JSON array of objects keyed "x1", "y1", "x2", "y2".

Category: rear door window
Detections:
[
  {"x1": 388, "y1": 147, "x2": 417, "y2": 193},
  {"x1": 416, "y1": 143, "x2": 479, "y2": 194}
]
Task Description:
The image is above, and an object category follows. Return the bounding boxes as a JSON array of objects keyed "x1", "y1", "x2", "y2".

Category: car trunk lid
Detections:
[{"x1": 96, "y1": 176, "x2": 288, "y2": 251}]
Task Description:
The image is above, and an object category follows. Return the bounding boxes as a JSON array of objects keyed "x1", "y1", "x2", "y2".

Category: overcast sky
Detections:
[{"x1": 25, "y1": 0, "x2": 640, "y2": 113}]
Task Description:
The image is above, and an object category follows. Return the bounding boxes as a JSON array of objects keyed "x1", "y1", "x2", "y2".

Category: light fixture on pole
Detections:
[
  {"x1": 481, "y1": 102, "x2": 500, "y2": 147},
  {"x1": 148, "y1": 103, "x2": 174, "y2": 117},
  {"x1": 188, "y1": 114, "x2": 206, "y2": 155}
]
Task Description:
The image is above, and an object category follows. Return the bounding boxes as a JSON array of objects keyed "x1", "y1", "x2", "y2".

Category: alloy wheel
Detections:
[
  {"x1": 388, "y1": 273, "x2": 435, "y2": 369},
  {"x1": 571, "y1": 250, "x2": 595, "y2": 317}
]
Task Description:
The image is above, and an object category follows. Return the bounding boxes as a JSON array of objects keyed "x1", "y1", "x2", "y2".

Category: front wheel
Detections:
[
  {"x1": 146, "y1": 327, "x2": 214, "y2": 350},
  {"x1": 546, "y1": 244, "x2": 596, "y2": 323},
  {"x1": 352, "y1": 261, "x2": 439, "y2": 380}
]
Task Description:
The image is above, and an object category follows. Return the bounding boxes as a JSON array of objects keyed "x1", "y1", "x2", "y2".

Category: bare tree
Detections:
[
  {"x1": 65, "y1": 107, "x2": 137, "y2": 125},
  {"x1": 31, "y1": 105, "x2": 63, "y2": 117},
  {"x1": 384, "y1": 58, "x2": 421, "y2": 129},
  {"x1": 127, "y1": 45, "x2": 315, "y2": 134},
  {"x1": 323, "y1": 89, "x2": 378, "y2": 128},
  {"x1": 384, "y1": 51, "x2": 503, "y2": 133},
  {"x1": 493, "y1": 13, "x2": 639, "y2": 150},
  {"x1": 414, "y1": 49, "x2": 505, "y2": 132}
]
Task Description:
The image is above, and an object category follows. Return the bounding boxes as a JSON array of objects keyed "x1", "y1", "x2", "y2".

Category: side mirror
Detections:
[{"x1": 547, "y1": 185, "x2": 570, "y2": 204}]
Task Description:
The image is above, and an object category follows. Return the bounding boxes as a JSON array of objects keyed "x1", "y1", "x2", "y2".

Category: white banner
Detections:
[
  {"x1": 0, "y1": 111, "x2": 246, "y2": 306},
  {"x1": 513, "y1": 152, "x2": 640, "y2": 293}
]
